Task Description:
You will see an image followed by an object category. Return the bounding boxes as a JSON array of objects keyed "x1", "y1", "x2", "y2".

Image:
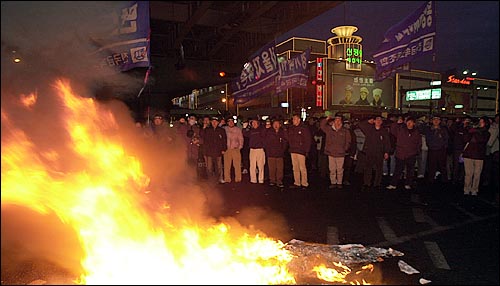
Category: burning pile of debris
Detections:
[{"x1": 285, "y1": 239, "x2": 404, "y2": 284}]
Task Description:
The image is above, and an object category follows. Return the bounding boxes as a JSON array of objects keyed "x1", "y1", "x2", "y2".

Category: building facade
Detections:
[{"x1": 172, "y1": 25, "x2": 498, "y2": 121}]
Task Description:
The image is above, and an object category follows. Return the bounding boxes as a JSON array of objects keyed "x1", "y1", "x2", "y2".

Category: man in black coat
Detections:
[
  {"x1": 358, "y1": 115, "x2": 391, "y2": 190},
  {"x1": 200, "y1": 117, "x2": 227, "y2": 183}
]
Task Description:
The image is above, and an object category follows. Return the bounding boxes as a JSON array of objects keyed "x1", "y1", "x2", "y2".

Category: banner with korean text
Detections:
[
  {"x1": 275, "y1": 48, "x2": 311, "y2": 93},
  {"x1": 372, "y1": 1, "x2": 435, "y2": 81},
  {"x1": 232, "y1": 40, "x2": 279, "y2": 105},
  {"x1": 93, "y1": 1, "x2": 150, "y2": 72}
]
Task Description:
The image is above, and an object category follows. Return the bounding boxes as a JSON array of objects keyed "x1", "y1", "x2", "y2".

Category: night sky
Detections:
[{"x1": 277, "y1": 1, "x2": 499, "y2": 81}]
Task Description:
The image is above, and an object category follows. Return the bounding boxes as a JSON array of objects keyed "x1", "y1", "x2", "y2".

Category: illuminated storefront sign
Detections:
[
  {"x1": 446, "y1": 75, "x2": 474, "y2": 85},
  {"x1": 406, "y1": 88, "x2": 441, "y2": 101},
  {"x1": 345, "y1": 43, "x2": 362, "y2": 71},
  {"x1": 316, "y1": 57, "x2": 323, "y2": 107}
]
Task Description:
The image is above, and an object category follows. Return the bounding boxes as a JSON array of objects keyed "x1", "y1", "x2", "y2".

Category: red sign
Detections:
[
  {"x1": 316, "y1": 58, "x2": 323, "y2": 107},
  {"x1": 447, "y1": 75, "x2": 475, "y2": 85}
]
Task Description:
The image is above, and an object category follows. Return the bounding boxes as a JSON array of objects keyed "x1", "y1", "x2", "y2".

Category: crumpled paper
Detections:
[
  {"x1": 419, "y1": 278, "x2": 432, "y2": 284},
  {"x1": 398, "y1": 259, "x2": 420, "y2": 274}
]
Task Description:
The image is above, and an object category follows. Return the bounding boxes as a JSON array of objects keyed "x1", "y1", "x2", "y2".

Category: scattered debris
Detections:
[
  {"x1": 398, "y1": 260, "x2": 420, "y2": 275},
  {"x1": 419, "y1": 277, "x2": 432, "y2": 284}
]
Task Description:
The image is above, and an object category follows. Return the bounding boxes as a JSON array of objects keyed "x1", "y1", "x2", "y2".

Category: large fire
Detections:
[{"x1": 1, "y1": 79, "x2": 371, "y2": 284}]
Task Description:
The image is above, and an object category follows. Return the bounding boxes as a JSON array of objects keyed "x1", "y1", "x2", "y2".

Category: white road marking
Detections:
[
  {"x1": 370, "y1": 214, "x2": 498, "y2": 248},
  {"x1": 411, "y1": 193, "x2": 421, "y2": 204},
  {"x1": 412, "y1": 208, "x2": 426, "y2": 223},
  {"x1": 327, "y1": 226, "x2": 339, "y2": 245},
  {"x1": 451, "y1": 204, "x2": 479, "y2": 219},
  {"x1": 376, "y1": 217, "x2": 400, "y2": 243},
  {"x1": 424, "y1": 214, "x2": 440, "y2": 228},
  {"x1": 424, "y1": 241, "x2": 451, "y2": 270}
]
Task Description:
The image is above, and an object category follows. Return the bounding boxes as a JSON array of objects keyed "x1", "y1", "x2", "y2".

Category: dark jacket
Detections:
[
  {"x1": 359, "y1": 120, "x2": 391, "y2": 158},
  {"x1": 243, "y1": 125, "x2": 267, "y2": 149},
  {"x1": 264, "y1": 127, "x2": 288, "y2": 158},
  {"x1": 421, "y1": 124, "x2": 449, "y2": 150},
  {"x1": 200, "y1": 126, "x2": 227, "y2": 157},
  {"x1": 450, "y1": 122, "x2": 471, "y2": 151},
  {"x1": 320, "y1": 118, "x2": 351, "y2": 157},
  {"x1": 287, "y1": 123, "x2": 312, "y2": 155},
  {"x1": 390, "y1": 122, "x2": 422, "y2": 159},
  {"x1": 463, "y1": 127, "x2": 490, "y2": 160},
  {"x1": 346, "y1": 127, "x2": 357, "y2": 157}
]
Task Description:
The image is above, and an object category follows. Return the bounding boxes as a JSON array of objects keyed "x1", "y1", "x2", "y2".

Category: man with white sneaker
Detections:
[{"x1": 386, "y1": 116, "x2": 421, "y2": 190}]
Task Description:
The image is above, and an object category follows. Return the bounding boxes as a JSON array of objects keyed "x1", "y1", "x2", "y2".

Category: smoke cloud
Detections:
[
  {"x1": 1, "y1": 1, "x2": 143, "y2": 98},
  {"x1": 1, "y1": 2, "x2": 291, "y2": 283}
]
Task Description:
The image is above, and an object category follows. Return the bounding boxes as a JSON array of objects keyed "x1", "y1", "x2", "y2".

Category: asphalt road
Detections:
[
  {"x1": 208, "y1": 169, "x2": 499, "y2": 285},
  {"x1": 1, "y1": 167, "x2": 497, "y2": 285}
]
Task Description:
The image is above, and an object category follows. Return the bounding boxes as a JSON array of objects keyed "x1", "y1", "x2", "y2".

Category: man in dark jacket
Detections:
[
  {"x1": 387, "y1": 116, "x2": 422, "y2": 190},
  {"x1": 342, "y1": 120, "x2": 357, "y2": 186},
  {"x1": 449, "y1": 116, "x2": 471, "y2": 184},
  {"x1": 359, "y1": 115, "x2": 391, "y2": 190},
  {"x1": 264, "y1": 119, "x2": 288, "y2": 188},
  {"x1": 200, "y1": 117, "x2": 227, "y2": 183},
  {"x1": 421, "y1": 115, "x2": 450, "y2": 184},
  {"x1": 462, "y1": 117, "x2": 490, "y2": 196},
  {"x1": 287, "y1": 114, "x2": 312, "y2": 189}
]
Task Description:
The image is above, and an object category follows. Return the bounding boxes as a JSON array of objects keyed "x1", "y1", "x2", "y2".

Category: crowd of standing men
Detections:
[{"x1": 137, "y1": 111, "x2": 499, "y2": 203}]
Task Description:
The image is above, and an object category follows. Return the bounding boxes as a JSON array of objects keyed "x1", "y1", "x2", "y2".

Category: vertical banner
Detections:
[
  {"x1": 373, "y1": 1, "x2": 435, "y2": 81},
  {"x1": 316, "y1": 57, "x2": 323, "y2": 107},
  {"x1": 232, "y1": 40, "x2": 279, "y2": 105},
  {"x1": 94, "y1": 1, "x2": 150, "y2": 72},
  {"x1": 276, "y1": 48, "x2": 311, "y2": 93}
]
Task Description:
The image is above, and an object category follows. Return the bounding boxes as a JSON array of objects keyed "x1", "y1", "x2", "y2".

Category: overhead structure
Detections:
[{"x1": 147, "y1": 1, "x2": 343, "y2": 101}]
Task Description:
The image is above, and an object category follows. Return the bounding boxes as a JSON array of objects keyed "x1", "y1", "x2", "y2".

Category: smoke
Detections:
[
  {"x1": 1, "y1": 2, "x2": 291, "y2": 282},
  {"x1": 1, "y1": 1, "x2": 143, "y2": 98}
]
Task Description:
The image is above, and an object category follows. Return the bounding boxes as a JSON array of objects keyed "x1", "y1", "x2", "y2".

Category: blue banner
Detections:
[
  {"x1": 276, "y1": 49, "x2": 310, "y2": 93},
  {"x1": 373, "y1": 1, "x2": 435, "y2": 81},
  {"x1": 94, "y1": 1, "x2": 150, "y2": 72},
  {"x1": 232, "y1": 40, "x2": 279, "y2": 105}
]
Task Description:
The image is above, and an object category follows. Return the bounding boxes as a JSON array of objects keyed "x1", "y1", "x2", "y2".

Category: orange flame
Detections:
[
  {"x1": 1, "y1": 79, "x2": 296, "y2": 284},
  {"x1": 2, "y1": 79, "x2": 376, "y2": 285}
]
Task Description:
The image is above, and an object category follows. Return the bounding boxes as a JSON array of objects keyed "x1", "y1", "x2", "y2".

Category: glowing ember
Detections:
[
  {"x1": 1, "y1": 79, "x2": 377, "y2": 285},
  {"x1": 1, "y1": 79, "x2": 296, "y2": 284}
]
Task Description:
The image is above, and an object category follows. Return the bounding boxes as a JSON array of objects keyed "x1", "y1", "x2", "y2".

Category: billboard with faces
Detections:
[{"x1": 332, "y1": 74, "x2": 394, "y2": 107}]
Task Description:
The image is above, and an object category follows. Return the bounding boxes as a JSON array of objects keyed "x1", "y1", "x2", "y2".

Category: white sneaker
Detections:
[
  {"x1": 417, "y1": 174, "x2": 424, "y2": 179},
  {"x1": 404, "y1": 185, "x2": 412, "y2": 190},
  {"x1": 386, "y1": 185, "x2": 397, "y2": 190},
  {"x1": 242, "y1": 169, "x2": 248, "y2": 174}
]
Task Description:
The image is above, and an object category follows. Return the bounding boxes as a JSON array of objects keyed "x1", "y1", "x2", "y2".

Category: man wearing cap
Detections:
[
  {"x1": 386, "y1": 116, "x2": 421, "y2": 190},
  {"x1": 320, "y1": 113, "x2": 351, "y2": 189},
  {"x1": 420, "y1": 115, "x2": 450, "y2": 185},
  {"x1": 358, "y1": 115, "x2": 391, "y2": 190},
  {"x1": 370, "y1": 88, "x2": 384, "y2": 107},
  {"x1": 200, "y1": 117, "x2": 227, "y2": 184},
  {"x1": 264, "y1": 118, "x2": 288, "y2": 188},
  {"x1": 288, "y1": 114, "x2": 312, "y2": 189},
  {"x1": 243, "y1": 118, "x2": 267, "y2": 184},
  {"x1": 223, "y1": 117, "x2": 244, "y2": 183},
  {"x1": 449, "y1": 116, "x2": 472, "y2": 184},
  {"x1": 150, "y1": 113, "x2": 175, "y2": 144},
  {"x1": 339, "y1": 85, "x2": 354, "y2": 105},
  {"x1": 355, "y1": 87, "x2": 370, "y2": 105}
]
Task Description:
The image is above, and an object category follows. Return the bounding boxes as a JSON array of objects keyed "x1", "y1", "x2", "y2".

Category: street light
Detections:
[{"x1": 462, "y1": 69, "x2": 478, "y2": 76}]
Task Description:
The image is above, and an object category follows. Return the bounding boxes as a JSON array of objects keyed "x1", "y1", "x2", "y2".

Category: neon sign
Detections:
[
  {"x1": 316, "y1": 58, "x2": 323, "y2": 107},
  {"x1": 447, "y1": 75, "x2": 474, "y2": 85},
  {"x1": 345, "y1": 43, "x2": 362, "y2": 71},
  {"x1": 406, "y1": 88, "x2": 442, "y2": 101}
]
